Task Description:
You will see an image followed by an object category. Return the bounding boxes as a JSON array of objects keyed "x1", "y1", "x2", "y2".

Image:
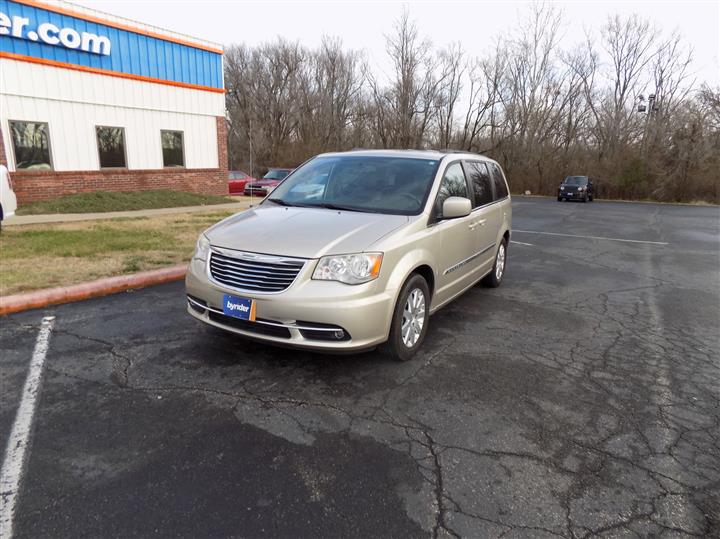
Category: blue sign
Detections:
[
  {"x1": 0, "y1": 0, "x2": 223, "y2": 90},
  {"x1": 223, "y1": 295, "x2": 255, "y2": 321}
]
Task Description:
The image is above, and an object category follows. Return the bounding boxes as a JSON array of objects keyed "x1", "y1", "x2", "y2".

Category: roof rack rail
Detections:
[{"x1": 434, "y1": 148, "x2": 476, "y2": 154}]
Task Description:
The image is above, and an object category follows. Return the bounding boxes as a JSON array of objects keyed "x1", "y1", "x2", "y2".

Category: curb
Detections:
[{"x1": 0, "y1": 265, "x2": 187, "y2": 316}]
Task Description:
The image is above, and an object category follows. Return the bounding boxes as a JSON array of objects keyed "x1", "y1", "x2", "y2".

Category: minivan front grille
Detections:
[{"x1": 209, "y1": 250, "x2": 305, "y2": 293}]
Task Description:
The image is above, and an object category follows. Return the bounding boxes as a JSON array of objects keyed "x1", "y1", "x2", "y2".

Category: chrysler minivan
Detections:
[{"x1": 186, "y1": 150, "x2": 511, "y2": 360}]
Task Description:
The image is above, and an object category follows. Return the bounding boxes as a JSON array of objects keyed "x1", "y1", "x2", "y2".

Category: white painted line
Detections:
[
  {"x1": 510, "y1": 240, "x2": 534, "y2": 246},
  {"x1": 0, "y1": 316, "x2": 55, "y2": 539},
  {"x1": 512, "y1": 230, "x2": 669, "y2": 245}
]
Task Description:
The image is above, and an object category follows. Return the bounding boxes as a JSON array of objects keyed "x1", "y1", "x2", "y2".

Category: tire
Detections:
[
  {"x1": 582, "y1": 194, "x2": 588, "y2": 203},
  {"x1": 482, "y1": 238, "x2": 508, "y2": 288},
  {"x1": 381, "y1": 274, "x2": 430, "y2": 362},
  {"x1": 557, "y1": 196, "x2": 562, "y2": 201},
  {"x1": 589, "y1": 194, "x2": 594, "y2": 202}
]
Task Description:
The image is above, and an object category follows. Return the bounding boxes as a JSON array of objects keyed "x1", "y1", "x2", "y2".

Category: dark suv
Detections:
[{"x1": 558, "y1": 176, "x2": 594, "y2": 202}]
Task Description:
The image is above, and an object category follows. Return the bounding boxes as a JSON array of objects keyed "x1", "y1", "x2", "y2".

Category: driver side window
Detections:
[{"x1": 434, "y1": 162, "x2": 469, "y2": 219}]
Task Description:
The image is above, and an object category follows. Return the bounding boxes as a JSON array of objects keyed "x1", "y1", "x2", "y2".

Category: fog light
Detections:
[{"x1": 333, "y1": 330, "x2": 345, "y2": 340}]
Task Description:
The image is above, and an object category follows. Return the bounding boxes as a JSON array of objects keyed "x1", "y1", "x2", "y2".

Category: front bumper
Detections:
[
  {"x1": 559, "y1": 191, "x2": 586, "y2": 200},
  {"x1": 244, "y1": 186, "x2": 272, "y2": 196},
  {"x1": 185, "y1": 257, "x2": 396, "y2": 351}
]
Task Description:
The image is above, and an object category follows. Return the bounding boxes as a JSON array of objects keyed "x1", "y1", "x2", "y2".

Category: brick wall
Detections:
[
  {"x1": 8, "y1": 115, "x2": 230, "y2": 204},
  {"x1": 216, "y1": 115, "x2": 229, "y2": 176}
]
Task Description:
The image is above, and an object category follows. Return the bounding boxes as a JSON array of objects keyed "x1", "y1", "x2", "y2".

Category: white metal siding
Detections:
[
  {"x1": 0, "y1": 60, "x2": 225, "y2": 117},
  {"x1": 0, "y1": 58, "x2": 224, "y2": 171}
]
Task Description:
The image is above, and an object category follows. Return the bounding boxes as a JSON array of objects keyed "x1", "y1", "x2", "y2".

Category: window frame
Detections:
[
  {"x1": 95, "y1": 125, "x2": 128, "y2": 169},
  {"x1": 160, "y1": 129, "x2": 186, "y2": 168},
  {"x1": 7, "y1": 119, "x2": 55, "y2": 171},
  {"x1": 463, "y1": 160, "x2": 496, "y2": 209},
  {"x1": 487, "y1": 162, "x2": 509, "y2": 201},
  {"x1": 429, "y1": 159, "x2": 470, "y2": 224}
]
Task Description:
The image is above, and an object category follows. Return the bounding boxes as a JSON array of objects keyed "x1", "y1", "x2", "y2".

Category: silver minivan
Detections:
[{"x1": 186, "y1": 150, "x2": 511, "y2": 360}]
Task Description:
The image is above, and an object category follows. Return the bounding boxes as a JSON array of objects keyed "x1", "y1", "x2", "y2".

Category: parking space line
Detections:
[
  {"x1": 512, "y1": 230, "x2": 669, "y2": 245},
  {"x1": 510, "y1": 240, "x2": 534, "y2": 246},
  {"x1": 0, "y1": 316, "x2": 55, "y2": 539}
]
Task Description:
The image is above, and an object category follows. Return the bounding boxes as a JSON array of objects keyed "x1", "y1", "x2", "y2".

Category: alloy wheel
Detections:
[
  {"x1": 401, "y1": 288, "x2": 426, "y2": 348},
  {"x1": 495, "y1": 243, "x2": 506, "y2": 281}
]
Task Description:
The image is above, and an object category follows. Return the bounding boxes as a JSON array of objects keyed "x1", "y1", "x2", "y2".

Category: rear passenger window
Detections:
[
  {"x1": 466, "y1": 162, "x2": 494, "y2": 207},
  {"x1": 489, "y1": 163, "x2": 509, "y2": 199},
  {"x1": 435, "y1": 162, "x2": 468, "y2": 219}
]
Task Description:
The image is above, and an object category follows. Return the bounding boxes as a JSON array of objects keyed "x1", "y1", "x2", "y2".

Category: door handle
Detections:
[{"x1": 468, "y1": 219, "x2": 487, "y2": 230}]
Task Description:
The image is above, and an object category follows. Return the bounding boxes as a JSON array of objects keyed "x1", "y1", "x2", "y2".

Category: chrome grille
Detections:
[{"x1": 209, "y1": 250, "x2": 305, "y2": 293}]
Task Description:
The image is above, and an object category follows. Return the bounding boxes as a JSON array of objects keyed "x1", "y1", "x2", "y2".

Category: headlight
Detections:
[
  {"x1": 579, "y1": 186, "x2": 586, "y2": 191},
  {"x1": 193, "y1": 234, "x2": 211, "y2": 260},
  {"x1": 560, "y1": 186, "x2": 565, "y2": 190},
  {"x1": 312, "y1": 253, "x2": 383, "y2": 285}
]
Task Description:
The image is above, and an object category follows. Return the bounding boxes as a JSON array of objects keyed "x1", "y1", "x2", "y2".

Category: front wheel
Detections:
[
  {"x1": 381, "y1": 274, "x2": 430, "y2": 362},
  {"x1": 557, "y1": 196, "x2": 562, "y2": 201},
  {"x1": 482, "y1": 238, "x2": 507, "y2": 288}
]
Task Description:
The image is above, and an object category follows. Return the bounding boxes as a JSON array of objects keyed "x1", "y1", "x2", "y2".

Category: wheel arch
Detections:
[{"x1": 410, "y1": 264, "x2": 435, "y2": 298}]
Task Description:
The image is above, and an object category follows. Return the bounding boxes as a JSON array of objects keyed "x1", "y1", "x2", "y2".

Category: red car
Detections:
[
  {"x1": 228, "y1": 170, "x2": 256, "y2": 195},
  {"x1": 244, "y1": 168, "x2": 293, "y2": 197}
]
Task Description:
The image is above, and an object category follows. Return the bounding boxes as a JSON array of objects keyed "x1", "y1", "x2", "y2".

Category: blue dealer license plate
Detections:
[{"x1": 222, "y1": 295, "x2": 256, "y2": 321}]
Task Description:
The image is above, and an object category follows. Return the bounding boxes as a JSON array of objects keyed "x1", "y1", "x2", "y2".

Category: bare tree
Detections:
[
  {"x1": 222, "y1": 10, "x2": 717, "y2": 203},
  {"x1": 435, "y1": 42, "x2": 465, "y2": 148},
  {"x1": 377, "y1": 9, "x2": 444, "y2": 148},
  {"x1": 600, "y1": 15, "x2": 658, "y2": 156}
]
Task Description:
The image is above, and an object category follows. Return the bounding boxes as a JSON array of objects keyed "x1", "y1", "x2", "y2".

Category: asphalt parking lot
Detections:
[{"x1": 1, "y1": 197, "x2": 719, "y2": 538}]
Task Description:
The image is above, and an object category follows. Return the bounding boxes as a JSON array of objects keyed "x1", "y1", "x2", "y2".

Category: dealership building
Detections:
[{"x1": 0, "y1": 0, "x2": 228, "y2": 203}]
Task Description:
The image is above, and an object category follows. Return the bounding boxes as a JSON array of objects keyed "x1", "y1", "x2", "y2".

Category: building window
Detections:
[
  {"x1": 9, "y1": 121, "x2": 53, "y2": 170},
  {"x1": 161, "y1": 130, "x2": 185, "y2": 167},
  {"x1": 96, "y1": 126, "x2": 127, "y2": 168}
]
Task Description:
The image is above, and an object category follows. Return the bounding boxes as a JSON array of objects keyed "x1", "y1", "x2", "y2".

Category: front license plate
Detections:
[{"x1": 222, "y1": 294, "x2": 256, "y2": 321}]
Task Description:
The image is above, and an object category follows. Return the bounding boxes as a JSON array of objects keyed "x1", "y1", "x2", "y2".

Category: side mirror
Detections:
[{"x1": 442, "y1": 197, "x2": 472, "y2": 219}]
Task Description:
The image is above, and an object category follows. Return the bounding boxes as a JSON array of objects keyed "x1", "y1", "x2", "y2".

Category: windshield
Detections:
[
  {"x1": 266, "y1": 155, "x2": 440, "y2": 215},
  {"x1": 564, "y1": 176, "x2": 588, "y2": 186},
  {"x1": 263, "y1": 169, "x2": 290, "y2": 180}
]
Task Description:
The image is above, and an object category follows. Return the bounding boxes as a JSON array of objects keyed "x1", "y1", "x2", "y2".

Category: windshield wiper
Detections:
[
  {"x1": 266, "y1": 198, "x2": 295, "y2": 207},
  {"x1": 315, "y1": 203, "x2": 378, "y2": 213}
]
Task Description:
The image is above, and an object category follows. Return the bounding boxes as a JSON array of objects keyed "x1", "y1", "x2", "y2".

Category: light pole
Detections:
[{"x1": 635, "y1": 93, "x2": 659, "y2": 158}]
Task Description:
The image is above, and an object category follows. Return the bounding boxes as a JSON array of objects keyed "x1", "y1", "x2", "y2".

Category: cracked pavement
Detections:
[{"x1": 1, "y1": 197, "x2": 718, "y2": 538}]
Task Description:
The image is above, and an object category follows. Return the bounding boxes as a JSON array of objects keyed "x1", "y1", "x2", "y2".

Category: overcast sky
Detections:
[{"x1": 75, "y1": 0, "x2": 719, "y2": 86}]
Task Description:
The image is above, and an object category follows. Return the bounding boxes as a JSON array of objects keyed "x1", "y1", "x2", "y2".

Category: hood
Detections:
[{"x1": 206, "y1": 205, "x2": 409, "y2": 258}]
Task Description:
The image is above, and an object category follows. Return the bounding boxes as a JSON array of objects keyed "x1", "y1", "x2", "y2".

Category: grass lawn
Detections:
[
  {"x1": 0, "y1": 210, "x2": 235, "y2": 295},
  {"x1": 16, "y1": 189, "x2": 234, "y2": 215}
]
